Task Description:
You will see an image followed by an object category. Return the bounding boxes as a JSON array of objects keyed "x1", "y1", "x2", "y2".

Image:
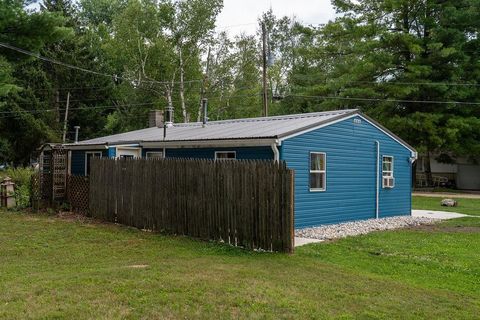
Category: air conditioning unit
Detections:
[{"x1": 383, "y1": 176, "x2": 395, "y2": 188}]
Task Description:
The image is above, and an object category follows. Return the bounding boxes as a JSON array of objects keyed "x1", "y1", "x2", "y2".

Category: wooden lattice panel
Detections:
[
  {"x1": 52, "y1": 148, "x2": 67, "y2": 200},
  {"x1": 68, "y1": 175, "x2": 89, "y2": 213}
]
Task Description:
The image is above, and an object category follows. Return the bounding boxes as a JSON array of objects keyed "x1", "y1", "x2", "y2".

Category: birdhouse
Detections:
[{"x1": 1, "y1": 177, "x2": 16, "y2": 208}]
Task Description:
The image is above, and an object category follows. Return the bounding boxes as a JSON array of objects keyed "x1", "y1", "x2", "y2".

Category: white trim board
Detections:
[
  {"x1": 141, "y1": 138, "x2": 277, "y2": 149},
  {"x1": 278, "y1": 112, "x2": 417, "y2": 157}
]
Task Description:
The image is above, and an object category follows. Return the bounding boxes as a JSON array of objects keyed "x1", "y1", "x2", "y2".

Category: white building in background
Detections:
[{"x1": 416, "y1": 155, "x2": 480, "y2": 190}]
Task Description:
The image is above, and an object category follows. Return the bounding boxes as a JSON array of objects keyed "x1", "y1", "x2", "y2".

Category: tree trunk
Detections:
[
  {"x1": 424, "y1": 149, "x2": 433, "y2": 187},
  {"x1": 178, "y1": 48, "x2": 187, "y2": 123}
]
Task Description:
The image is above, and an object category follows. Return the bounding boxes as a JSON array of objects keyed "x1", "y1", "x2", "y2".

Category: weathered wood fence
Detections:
[{"x1": 89, "y1": 158, "x2": 295, "y2": 252}]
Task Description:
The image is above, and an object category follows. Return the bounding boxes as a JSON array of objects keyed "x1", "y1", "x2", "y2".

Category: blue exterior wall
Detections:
[
  {"x1": 71, "y1": 146, "x2": 273, "y2": 175},
  {"x1": 70, "y1": 149, "x2": 109, "y2": 175},
  {"x1": 143, "y1": 146, "x2": 273, "y2": 160},
  {"x1": 280, "y1": 115, "x2": 412, "y2": 228}
]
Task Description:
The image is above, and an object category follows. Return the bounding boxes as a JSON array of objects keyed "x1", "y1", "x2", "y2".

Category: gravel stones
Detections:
[{"x1": 295, "y1": 216, "x2": 438, "y2": 241}]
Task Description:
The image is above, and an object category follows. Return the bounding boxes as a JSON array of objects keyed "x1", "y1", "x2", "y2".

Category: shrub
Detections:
[{"x1": 0, "y1": 167, "x2": 34, "y2": 209}]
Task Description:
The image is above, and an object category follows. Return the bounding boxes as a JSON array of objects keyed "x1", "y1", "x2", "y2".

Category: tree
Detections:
[
  {"x1": 286, "y1": 0, "x2": 480, "y2": 183},
  {"x1": 0, "y1": 0, "x2": 71, "y2": 164}
]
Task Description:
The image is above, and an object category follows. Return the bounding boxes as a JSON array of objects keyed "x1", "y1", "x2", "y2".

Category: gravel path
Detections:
[{"x1": 295, "y1": 216, "x2": 438, "y2": 241}]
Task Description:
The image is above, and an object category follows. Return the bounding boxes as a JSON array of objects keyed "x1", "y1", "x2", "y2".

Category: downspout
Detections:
[
  {"x1": 375, "y1": 140, "x2": 380, "y2": 219},
  {"x1": 271, "y1": 140, "x2": 280, "y2": 162}
]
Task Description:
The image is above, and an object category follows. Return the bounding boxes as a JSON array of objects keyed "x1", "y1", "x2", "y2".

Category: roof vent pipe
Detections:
[
  {"x1": 202, "y1": 98, "x2": 208, "y2": 127},
  {"x1": 74, "y1": 126, "x2": 80, "y2": 143},
  {"x1": 165, "y1": 106, "x2": 174, "y2": 128}
]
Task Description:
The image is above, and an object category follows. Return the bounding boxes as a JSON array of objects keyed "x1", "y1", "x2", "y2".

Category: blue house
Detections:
[{"x1": 64, "y1": 109, "x2": 417, "y2": 228}]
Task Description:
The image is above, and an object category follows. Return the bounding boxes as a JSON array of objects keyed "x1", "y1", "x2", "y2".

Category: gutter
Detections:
[{"x1": 375, "y1": 140, "x2": 380, "y2": 219}]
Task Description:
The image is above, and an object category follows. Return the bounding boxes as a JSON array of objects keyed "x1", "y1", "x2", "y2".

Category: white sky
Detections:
[{"x1": 215, "y1": 0, "x2": 336, "y2": 36}]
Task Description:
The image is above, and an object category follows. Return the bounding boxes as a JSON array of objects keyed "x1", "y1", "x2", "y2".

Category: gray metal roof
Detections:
[{"x1": 68, "y1": 109, "x2": 358, "y2": 146}]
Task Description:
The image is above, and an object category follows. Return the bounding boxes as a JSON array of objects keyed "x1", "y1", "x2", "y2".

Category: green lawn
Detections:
[
  {"x1": 413, "y1": 196, "x2": 480, "y2": 216},
  {"x1": 0, "y1": 210, "x2": 479, "y2": 319}
]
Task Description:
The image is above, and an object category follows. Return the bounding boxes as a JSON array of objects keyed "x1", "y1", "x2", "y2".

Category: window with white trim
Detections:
[
  {"x1": 215, "y1": 151, "x2": 236, "y2": 160},
  {"x1": 85, "y1": 151, "x2": 102, "y2": 175},
  {"x1": 310, "y1": 152, "x2": 326, "y2": 191},
  {"x1": 146, "y1": 151, "x2": 164, "y2": 159},
  {"x1": 382, "y1": 156, "x2": 395, "y2": 188}
]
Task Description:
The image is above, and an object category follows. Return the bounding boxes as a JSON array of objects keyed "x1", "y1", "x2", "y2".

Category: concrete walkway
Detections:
[
  {"x1": 294, "y1": 237, "x2": 323, "y2": 247},
  {"x1": 411, "y1": 209, "x2": 471, "y2": 220}
]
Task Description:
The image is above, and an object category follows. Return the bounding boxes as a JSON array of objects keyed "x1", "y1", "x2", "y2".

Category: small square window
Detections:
[
  {"x1": 146, "y1": 152, "x2": 164, "y2": 159},
  {"x1": 215, "y1": 151, "x2": 236, "y2": 160}
]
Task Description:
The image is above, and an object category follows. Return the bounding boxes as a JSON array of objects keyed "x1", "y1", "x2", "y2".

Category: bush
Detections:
[{"x1": 0, "y1": 167, "x2": 34, "y2": 209}]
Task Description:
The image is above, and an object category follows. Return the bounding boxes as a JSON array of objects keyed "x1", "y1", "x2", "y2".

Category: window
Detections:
[
  {"x1": 85, "y1": 151, "x2": 102, "y2": 175},
  {"x1": 146, "y1": 151, "x2": 164, "y2": 159},
  {"x1": 310, "y1": 152, "x2": 326, "y2": 191},
  {"x1": 215, "y1": 151, "x2": 236, "y2": 160},
  {"x1": 382, "y1": 156, "x2": 395, "y2": 188}
]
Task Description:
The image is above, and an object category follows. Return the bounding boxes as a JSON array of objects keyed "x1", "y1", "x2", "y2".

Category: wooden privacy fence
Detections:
[{"x1": 89, "y1": 158, "x2": 295, "y2": 252}]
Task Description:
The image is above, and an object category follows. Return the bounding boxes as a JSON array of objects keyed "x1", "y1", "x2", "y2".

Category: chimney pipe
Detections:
[
  {"x1": 202, "y1": 98, "x2": 208, "y2": 127},
  {"x1": 148, "y1": 110, "x2": 164, "y2": 128},
  {"x1": 74, "y1": 126, "x2": 80, "y2": 143},
  {"x1": 165, "y1": 106, "x2": 174, "y2": 128}
]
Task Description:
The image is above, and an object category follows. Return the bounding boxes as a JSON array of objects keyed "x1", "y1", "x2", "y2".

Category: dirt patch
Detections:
[
  {"x1": 411, "y1": 224, "x2": 480, "y2": 233},
  {"x1": 126, "y1": 264, "x2": 149, "y2": 269}
]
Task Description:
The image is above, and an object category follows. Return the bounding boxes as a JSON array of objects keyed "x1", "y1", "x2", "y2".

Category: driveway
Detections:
[{"x1": 411, "y1": 209, "x2": 471, "y2": 220}]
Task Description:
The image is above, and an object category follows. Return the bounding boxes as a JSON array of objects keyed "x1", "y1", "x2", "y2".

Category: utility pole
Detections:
[
  {"x1": 198, "y1": 46, "x2": 211, "y2": 122},
  {"x1": 261, "y1": 22, "x2": 268, "y2": 117},
  {"x1": 62, "y1": 91, "x2": 70, "y2": 143}
]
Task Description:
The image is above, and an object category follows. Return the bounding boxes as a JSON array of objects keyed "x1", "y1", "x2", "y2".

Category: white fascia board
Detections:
[
  {"x1": 278, "y1": 113, "x2": 358, "y2": 142},
  {"x1": 113, "y1": 145, "x2": 141, "y2": 149},
  {"x1": 278, "y1": 112, "x2": 417, "y2": 157},
  {"x1": 63, "y1": 144, "x2": 108, "y2": 150},
  {"x1": 356, "y1": 114, "x2": 417, "y2": 157},
  {"x1": 141, "y1": 138, "x2": 277, "y2": 149}
]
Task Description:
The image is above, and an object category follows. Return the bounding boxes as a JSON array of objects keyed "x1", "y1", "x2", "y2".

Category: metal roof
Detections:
[{"x1": 67, "y1": 109, "x2": 358, "y2": 146}]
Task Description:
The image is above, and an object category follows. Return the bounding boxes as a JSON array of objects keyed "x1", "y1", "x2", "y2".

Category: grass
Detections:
[
  {"x1": 413, "y1": 196, "x2": 480, "y2": 216},
  {"x1": 0, "y1": 210, "x2": 479, "y2": 319}
]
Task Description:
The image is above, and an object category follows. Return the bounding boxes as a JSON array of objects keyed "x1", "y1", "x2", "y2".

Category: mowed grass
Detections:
[
  {"x1": 413, "y1": 196, "x2": 480, "y2": 216},
  {"x1": 0, "y1": 211, "x2": 479, "y2": 319}
]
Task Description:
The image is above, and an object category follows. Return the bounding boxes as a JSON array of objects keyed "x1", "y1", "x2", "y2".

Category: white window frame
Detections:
[
  {"x1": 214, "y1": 151, "x2": 236, "y2": 160},
  {"x1": 309, "y1": 152, "x2": 326, "y2": 192},
  {"x1": 85, "y1": 151, "x2": 102, "y2": 175},
  {"x1": 145, "y1": 151, "x2": 164, "y2": 159},
  {"x1": 382, "y1": 155, "x2": 395, "y2": 188}
]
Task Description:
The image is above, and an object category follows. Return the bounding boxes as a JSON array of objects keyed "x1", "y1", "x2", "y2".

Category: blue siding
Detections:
[
  {"x1": 71, "y1": 146, "x2": 272, "y2": 175},
  {"x1": 162, "y1": 146, "x2": 273, "y2": 160},
  {"x1": 281, "y1": 115, "x2": 412, "y2": 228},
  {"x1": 70, "y1": 149, "x2": 108, "y2": 176}
]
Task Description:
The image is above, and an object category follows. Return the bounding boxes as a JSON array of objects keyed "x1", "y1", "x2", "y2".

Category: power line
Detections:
[
  {"x1": 0, "y1": 102, "x2": 157, "y2": 118},
  {"x1": 0, "y1": 42, "x2": 204, "y2": 85},
  {"x1": 0, "y1": 93, "x2": 263, "y2": 118},
  {"x1": 285, "y1": 94, "x2": 480, "y2": 105},
  {"x1": 345, "y1": 80, "x2": 480, "y2": 87}
]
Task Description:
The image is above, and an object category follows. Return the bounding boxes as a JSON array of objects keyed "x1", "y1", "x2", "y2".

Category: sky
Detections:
[{"x1": 215, "y1": 0, "x2": 336, "y2": 36}]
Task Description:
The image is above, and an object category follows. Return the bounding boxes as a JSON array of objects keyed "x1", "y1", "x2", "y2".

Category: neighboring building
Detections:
[
  {"x1": 416, "y1": 155, "x2": 480, "y2": 190},
  {"x1": 63, "y1": 109, "x2": 417, "y2": 228}
]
